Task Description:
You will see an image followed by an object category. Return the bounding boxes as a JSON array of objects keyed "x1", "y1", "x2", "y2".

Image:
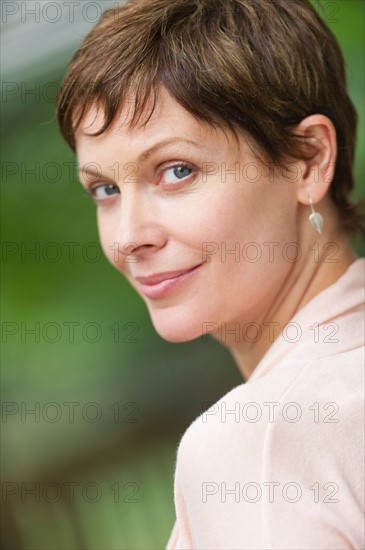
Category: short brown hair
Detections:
[{"x1": 57, "y1": 0, "x2": 364, "y2": 237}]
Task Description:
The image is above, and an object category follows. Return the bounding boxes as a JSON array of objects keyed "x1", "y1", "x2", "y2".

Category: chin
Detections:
[
  {"x1": 152, "y1": 321, "x2": 203, "y2": 343},
  {"x1": 148, "y1": 307, "x2": 207, "y2": 343}
]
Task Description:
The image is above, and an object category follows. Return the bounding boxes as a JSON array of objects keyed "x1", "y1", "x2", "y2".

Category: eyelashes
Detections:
[
  {"x1": 85, "y1": 183, "x2": 120, "y2": 201},
  {"x1": 84, "y1": 161, "x2": 197, "y2": 204},
  {"x1": 158, "y1": 162, "x2": 196, "y2": 188}
]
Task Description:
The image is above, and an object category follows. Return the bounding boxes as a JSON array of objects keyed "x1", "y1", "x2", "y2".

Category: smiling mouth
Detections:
[{"x1": 137, "y1": 264, "x2": 203, "y2": 299}]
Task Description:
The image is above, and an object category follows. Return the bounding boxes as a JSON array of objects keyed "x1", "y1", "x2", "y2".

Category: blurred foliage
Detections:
[{"x1": 1, "y1": 1, "x2": 364, "y2": 548}]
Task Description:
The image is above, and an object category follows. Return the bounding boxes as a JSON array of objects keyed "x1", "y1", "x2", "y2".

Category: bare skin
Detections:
[{"x1": 75, "y1": 86, "x2": 357, "y2": 381}]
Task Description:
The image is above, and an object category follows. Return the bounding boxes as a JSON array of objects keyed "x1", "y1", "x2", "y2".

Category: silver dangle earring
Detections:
[{"x1": 308, "y1": 195, "x2": 324, "y2": 235}]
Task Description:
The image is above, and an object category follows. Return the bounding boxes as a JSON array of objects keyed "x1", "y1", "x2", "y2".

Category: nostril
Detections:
[{"x1": 127, "y1": 243, "x2": 154, "y2": 255}]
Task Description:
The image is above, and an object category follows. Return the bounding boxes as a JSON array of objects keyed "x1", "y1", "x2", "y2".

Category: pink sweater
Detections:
[{"x1": 166, "y1": 258, "x2": 365, "y2": 549}]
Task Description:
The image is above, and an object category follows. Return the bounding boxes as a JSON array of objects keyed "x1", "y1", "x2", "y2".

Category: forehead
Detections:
[{"x1": 75, "y1": 86, "x2": 222, "y2": 153}]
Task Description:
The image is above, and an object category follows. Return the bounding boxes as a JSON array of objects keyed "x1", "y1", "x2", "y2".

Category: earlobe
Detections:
[{"x1": 295, "y1": 114, "x2": 337, "y2": 207}]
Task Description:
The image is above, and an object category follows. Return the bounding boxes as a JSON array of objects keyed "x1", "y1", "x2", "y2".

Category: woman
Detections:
[{"x1": 57, "y1": 0, "x2": 364, "y2": 547}]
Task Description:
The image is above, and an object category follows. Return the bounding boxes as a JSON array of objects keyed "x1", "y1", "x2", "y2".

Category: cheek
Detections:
[
  {"x1": 92, "y1": 185, "x2": 297, "y2": 343},
  {"x1": 178, "y1": 182, "x2": 297, "y2": 319},
  {"x1": 194, "y1": 177, "x2": 293, "y2": 251},
  {"x1": 96, "y1": 209, "x2": 124, "y2": 271}
]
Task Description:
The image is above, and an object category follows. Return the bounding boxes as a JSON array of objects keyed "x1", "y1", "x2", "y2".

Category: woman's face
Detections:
[{"x1": 76, "y1": 87, "x2": 300, "y2": 343}]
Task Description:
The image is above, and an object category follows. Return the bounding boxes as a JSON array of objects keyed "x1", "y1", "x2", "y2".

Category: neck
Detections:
[{"x1": 214, "y1": 224, "x2": 358, "y2": 381}]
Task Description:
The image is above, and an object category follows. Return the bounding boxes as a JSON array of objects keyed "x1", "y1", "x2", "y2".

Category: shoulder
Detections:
[
  {"x1": 173, "y1": 351, "x2": 364, "y2": 548},
  {"x1": 176, "y1": 346, "x2": 364, "y2": 470}
]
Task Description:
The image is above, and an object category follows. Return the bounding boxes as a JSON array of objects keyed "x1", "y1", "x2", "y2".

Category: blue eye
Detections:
[
  {"x1": 170, "y1": 165, "x2": 192, "y2": 179},
  {"x1": 162, "y1": 163, "x2": 194, "y2": 187},
  {"x1": 87, "y1": 183, "x2": 120, "y2": 202}
]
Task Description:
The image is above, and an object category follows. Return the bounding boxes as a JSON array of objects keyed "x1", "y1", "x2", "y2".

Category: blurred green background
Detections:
[{"x1": 1, "y1": 1, "x2": 364, "y2": 549}]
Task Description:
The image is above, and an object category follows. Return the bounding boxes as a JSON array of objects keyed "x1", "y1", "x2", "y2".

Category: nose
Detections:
[{"x1": 112, "y1": 185, "x2": 166, "y2": 262}]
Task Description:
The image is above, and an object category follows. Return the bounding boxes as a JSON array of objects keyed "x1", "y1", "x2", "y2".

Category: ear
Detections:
[{"x1": 294, "y1": 114, "x2": 337, "y2": 206}]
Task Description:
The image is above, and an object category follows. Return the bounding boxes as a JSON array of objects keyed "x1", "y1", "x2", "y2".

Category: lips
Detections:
[
  {"x1": 135, "y1": 264, "x2": 202, "y2": 285},
  {"x1": 135, "y1": 263, "x2": 203, "y2": 299}
]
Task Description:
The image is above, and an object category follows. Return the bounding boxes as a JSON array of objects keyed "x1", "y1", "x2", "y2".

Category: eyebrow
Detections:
[
  {"x1": 78, "y1": 137, "x2": 208, "y2": 180},
  {"x1": 137, "y1": 137, "x2": 206, "y2": 162}
]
